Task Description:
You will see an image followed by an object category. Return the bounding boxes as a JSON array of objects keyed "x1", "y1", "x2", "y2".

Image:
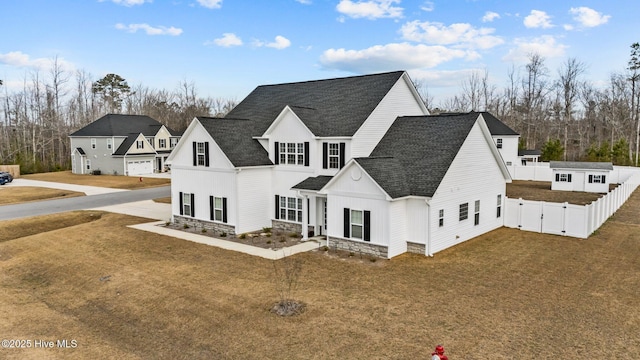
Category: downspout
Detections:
[{"x1": 425, "y1": 199, "x2": 433, "y2": 257}]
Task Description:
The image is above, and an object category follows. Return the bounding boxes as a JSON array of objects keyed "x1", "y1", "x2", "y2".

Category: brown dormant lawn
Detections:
[
  {"x1": 0, "y1": 187, "x2": 84, "y2": 205},
  {"x1": 1, "y1": 193, "x2": 639, "y2": 358},
  {"x1": 23, "y1": 171, "x2": 170, "y2": 189}
]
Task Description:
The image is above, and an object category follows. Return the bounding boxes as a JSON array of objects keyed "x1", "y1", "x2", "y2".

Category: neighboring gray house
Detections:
[
  {"x1": 550, "y1": 161, "x2": 613, "y2": 193},
  {"x1": 69, "y1": 114, "x2": 180, "y2": 175}
]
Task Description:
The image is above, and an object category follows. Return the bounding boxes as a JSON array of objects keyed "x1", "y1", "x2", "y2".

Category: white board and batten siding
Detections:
[
  {"x1": 428, "y1": 121, "x2": 507, "y2": 254},
  {"x1": 388, "y1": 200, "x2": 408, "y2": 258},
  {"x1": 236, "y1": 167, "x2": 272, "y2": 234},
  {"x1": 325, "y1": 162, "x2": 391, "y2": 249},
  {"x1": 351, "y1": 77, "x2": 428, "y2": 158}
]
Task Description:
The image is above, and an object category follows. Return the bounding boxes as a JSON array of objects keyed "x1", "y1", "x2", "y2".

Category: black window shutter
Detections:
[
  {"x1": 274, "y1": 142, "x2": 280, "y2": 165},
  {"x1": 209, "y1": 196, "x2": 214, "y2": 220},
  {"x1": 274, "y1": 195, "x2": 280, "y2": 219},
  {"x1": 192, "y1": 142, "x2": 197, "y2": 166},
  {"x1": 179, "y1": 192, "x2": 184, "y2": 215},
  {"x1": 322, "y1": 143, "x2": 328, "y2": 169},
  {"x1": 222, "y1": 197, "x2": 228, "y2": 223},
  {"x1": 191, "y1": 194, "x2": 195, "y2": 217},
  {"x1": 204, "y1": 142, "x2": 210, "y2": 167},
  {"x1": 304, "y1": 142, "x2": 310, "y2": 166},
  {"x1": 343, "y1": 208, "x2": 350, "y2": 238},
  {"x1": 588, "y1": 174, "x2": 593, "y2": 183},
  {"x1": 339, "y1": 142, "x2": 346, "y2": 169},
  {"x1": 555, "y1": 173, "x2": 560, "y2": 182},
  {"x1": 364, "y1": 210, "x2": 371, "y2": 242},
  {"x1": 568, "y1": 174, "x2": 572, "y2": 182},
  {"x1": 602, "y1": 175, "x2": 606, "y2": 183}
]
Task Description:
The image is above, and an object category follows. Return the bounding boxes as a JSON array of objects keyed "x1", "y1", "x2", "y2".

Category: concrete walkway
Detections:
[
  {"x1": 92, "y1": 200, "x2": 171, "y2": 222},
  {"x1": 10, "y1": 178, "x2": 128, "y2": 195},
  {"x1": 129, "y1": 221, "x2": 325, "y2": 260}
]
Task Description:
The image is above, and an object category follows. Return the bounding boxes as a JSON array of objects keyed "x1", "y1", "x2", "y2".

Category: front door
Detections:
[
  {"x1": 318, "y1": 198, "x2": 327, "y2": 236},
  {"x1": 156, "y1": 157, "x2": 162, "y2": 172}
]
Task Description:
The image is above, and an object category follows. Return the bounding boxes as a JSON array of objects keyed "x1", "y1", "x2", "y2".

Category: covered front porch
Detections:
[{"x1": 291, "y1": 175, "x2": 333, "y2": 240}]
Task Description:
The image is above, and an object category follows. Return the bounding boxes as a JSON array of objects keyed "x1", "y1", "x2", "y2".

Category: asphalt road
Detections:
[{"x1": 0, "y1": 186, "x2": 171, "y2": 221}]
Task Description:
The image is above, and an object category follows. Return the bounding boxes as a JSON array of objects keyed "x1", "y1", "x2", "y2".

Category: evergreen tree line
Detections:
[{"x1": 0, "y1": 59, "x2": 236, "y2": 173}]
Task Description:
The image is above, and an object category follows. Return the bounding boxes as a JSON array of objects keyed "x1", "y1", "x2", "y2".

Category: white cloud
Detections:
[
  {"x1": 570, "y1": 7, "x2": 610, "y2": 27},
  {"x1": 209, "y1": 33, "x2": 243, "y2": 47},
  {"x1": 0, "y1": 51, "x2": 75, "y2": 72},
  {"x1": 197, "y1": 0, "x2": 222, "y2": 9},
  {"x1": 563, "y1": 24, "x2": 574, "y2": 31},
  {"x1": 320, "y1": 42, "x2": 473, "y2": 73},
  {"x1": 336, "y1": 0, "x2": 403, "y2": 20},
  {"x1": 295, "y1": 0, "x2": 312, "y2": 4},
  {"x1": 100, "y1": 0, "x2": 150, "y2": 6},
  {"x1": 400, "y1": 21, "x2": 503, "y2": 49},
  {"x1": 115, "y1": 23, "x2": 183, "y2": 36},
  {"x1": 524, "y1": 10, "x2": 553, "y2": 29},
  {"x1": 266, "y1": 35, "x2": 291, "y2": 49},
  {"x1": 421, "y1": 1, "x2": 434, "y2": 12},
  {"x1": 482, "y1": 11, "x2": 500, "y2": 23},
  {"x1": 502, "y1": 35, "x2": 567, "y2": 63}
]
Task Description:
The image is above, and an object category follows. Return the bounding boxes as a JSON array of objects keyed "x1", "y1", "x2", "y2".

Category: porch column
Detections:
[{"x1": 302, "y1": 194, "x2": 309, "y2": 240}]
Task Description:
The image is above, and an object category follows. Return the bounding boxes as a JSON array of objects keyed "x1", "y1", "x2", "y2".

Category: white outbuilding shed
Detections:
[{"x1": 549, "y1": 161, "x2": 613, "y2": 193}]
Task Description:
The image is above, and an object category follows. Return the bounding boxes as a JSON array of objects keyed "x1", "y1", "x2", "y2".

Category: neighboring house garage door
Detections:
[{"x1": 127, "y1": 160, "x2": 153, "y2": 175}]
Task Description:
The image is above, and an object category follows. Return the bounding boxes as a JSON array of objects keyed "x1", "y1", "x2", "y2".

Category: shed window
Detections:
[
  {"x1": 589, "y1": 175, "x2": 606, "y2": 184},
  {"x1": 556, "y1": 173, "x2": 572, "y2": 182}
]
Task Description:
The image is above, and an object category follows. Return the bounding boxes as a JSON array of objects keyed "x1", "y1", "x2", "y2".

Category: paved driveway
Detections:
[{"x1": 0, "y1": 182, "x2": 170, "y2": 221}]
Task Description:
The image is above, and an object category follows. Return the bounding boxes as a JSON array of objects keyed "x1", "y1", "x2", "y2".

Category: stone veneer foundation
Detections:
[
  {"x1": 173, "y1": 215, "x2": 236, "y2": 235},
  {"x1": 326, "y1": 237, "x2": 389, "y2": 258},
  {"x1": 407, "y1": 241, "x2": 426, "y2": 254},
  {"x1": 272, "y1": 220, "x2": 314, "y2": 237}
]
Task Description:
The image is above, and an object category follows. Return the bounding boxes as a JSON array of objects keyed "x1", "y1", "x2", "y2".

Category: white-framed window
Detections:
[
  {"x1": 106, "y1": 138, "x2": 112, "y2": 150},
  {"x1": 279, "y1": 196, "x2": 302, "y2": 222},
  {"x1": 279, "y1": 142, "x2": 304, "y2": 165},
  {"x1": 474, "y1": 200, "x2": 480, "y2": 226},
  {"x1": 212, "y1": 197, "x2": 223, "y2": 222},
  {"x1": 589, "y1": 174, "x2": 606, "y2": 184},
  {"x1": 136, "y1": 140, "x2": 144, "y2": 149},
  {"x1": 459, "y1": 203, "x2": 468, "y2": 221},
  {"x1": 328, "y1": 143, "x2": 340, "y2": 169},
  {"x1": 497, "y1": 194, "x2": 502, "y2": 218},
  {"x1": 506, "y1": 161, "x2": 512, "y2": 166},
  {"x1": 182, "y1": 192, "x2": 192, "y2": 217},
  {"x1": 350, "y1": 209, "x2": 364, "y2": 240},
  {"x1": 86, "y1": 159, "x2": 91, "y2": 170},
  {"x1": 438, "y1": 209, "x2": 444, "y2": 227},
  {"x1": 496, "y1": 138, "x2": 503, "y2": 149},
  {"x1": 91, "y1": 138, "x2": 96, "y2": 149},
  {"x1": 557, "y1": 173, "x2": 572, "y2": 182},
  {"x1": 159, "y1": 138, "x2": 166, "y2": 149},
  {"x1": 196, "y1": 142, "x2": 206, "y2": 166},
  {"x1": 170, "y1": 138, "x2": 178, "y2": 148}
]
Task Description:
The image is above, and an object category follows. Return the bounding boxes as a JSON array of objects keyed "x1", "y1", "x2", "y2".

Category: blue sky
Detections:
[{"x1": 0, "y1": 0, "x2": 634, "y2": 104}]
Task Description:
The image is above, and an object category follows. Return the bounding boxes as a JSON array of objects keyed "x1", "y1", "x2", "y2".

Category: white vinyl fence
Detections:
[{"x1": 504, "y1": 172, "x2": 640, "y2": 238}]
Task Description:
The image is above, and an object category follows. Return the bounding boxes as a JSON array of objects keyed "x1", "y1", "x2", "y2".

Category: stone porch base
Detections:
[
  {"x1": 326, "y1": 237, "x2": 389, "y2": 258},
  {"x1": 173, "y1": 215, "x2": 236, "y2": 236}
]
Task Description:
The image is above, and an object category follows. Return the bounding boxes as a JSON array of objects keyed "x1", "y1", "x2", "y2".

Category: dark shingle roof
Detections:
[
  {"x1": 478, "y1": 112, "x2": 519, "y2": 136},
  {"x1": 70, "y1": 114, "x2": 177, "y2": 137},
  {"x1": 113, "y1": 134, "x2": 156, "y2": 155},
  {"x1": 550, "y1": 161, "x2": 613, "y2": 171},
  {"x1": 75, "y1": 147, "x2": 85, "y2": 155},
  {"x1": 518, "y1": 149, "x2": 541, "y2": 156},
  {"x1": 292, "y1": 176, "x2": 334, "y2": 191},
  {"x1": 360, "y1": 113, "x2": 479, "y2": 198},
  {"x1": 225, "y1": 71, "x2": 406, "y2": 137},
  {"x1": 353, "y1": 157, "x2": 411, "y2": 198},
  {"x1": 198, "y1": 117, "x2": 272, "y2": 167}
]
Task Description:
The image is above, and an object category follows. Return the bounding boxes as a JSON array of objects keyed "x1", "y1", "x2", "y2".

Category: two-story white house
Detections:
[
  {"x1": 69, "y1": 114, "x2": 180, "y2": 175},
  {"x1": 167, "y1": 71, "x2": 511, "y2": 258}
]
